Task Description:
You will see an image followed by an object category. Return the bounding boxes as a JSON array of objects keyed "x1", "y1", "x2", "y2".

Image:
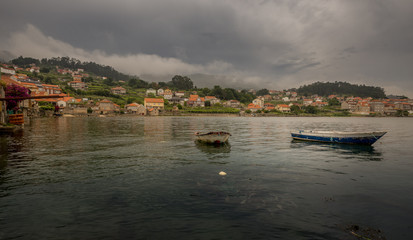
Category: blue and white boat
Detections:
[{"x1": 291, "y1": 130, "x2": 386, "y2": 145}]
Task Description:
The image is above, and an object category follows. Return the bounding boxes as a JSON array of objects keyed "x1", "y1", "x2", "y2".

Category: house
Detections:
[
  {"x1": 311, "y1": 102, "x2": 328, "y2": 108},
  {"x1": 303, "y1": 99, "x2": 313, "y2": 106},
  {"x1": 341, "y1": 101, "x2": 358, "y2": 112},
  {"x1": 147, "y1": 108, "x2": 160, "y2": 116},
  {"x1": 205, "y1": 96, "x2": 220, "y2": 105},
  {"x1": 174, "y1": 91, "x2": 185, "y2": 98},
  {"x1": 395, "y1": 102, "x2": 412, "y2": 111},
  {"x1": 157, "y1": 88, "x2": 164, "y2": 96},
  {"x1": 247, "y1": 103, "x2": 262, "y2": 112},
  {"x1": 354, "y1": 102, "x2": 370, "y2": 115},
  {"x1": 97, "y1": 99, "x2": 119, "y2": 114},
  {"x1": 252, "y1": 98, "x2": 264, "y2": 108},
  {"x1": 163, "y1": 89, "x2": 173, "y2": 100},
  {"x1": 264, "y1": 103, "x2": 275, "y2": 111},
  {"x1": 291, "y1": 92, "x2": 297, "y2": 97},
  {"x1": 125, "y1": 102, "x2": 146, "y2": 115},
  {"x1": 275, "y1": 104, "x2": 291, "y2": 113},
  {"x1": 370, "y1": 100, "x2": 385, "y2": 114},
  {"x1": 42, "y1": 84, "x2": 62, "y2": 95},
  {"x1": 188, "y1": 95, "x2": 205, "y2": 107},
  {"x1": 282, "y1": 97, "x2": 290, "y2": 102},
  {"x1": 169, "y1": 97, "x2": 185, "y2": 106},
  {"x1": 224, "y1": 100, "x2": 241, "y2": 108},
  {"x1": 57, "y1": 96, "x2": 75, "y2": 108},
  {"x1": 111, "y1": 86, "x2": 126, "y2": 95},
  {"x1": 73, "y1": 75, "x2": 82, "y2": 82},
  {"x1": 1, "y1": 67, "x2": 16, "y2": 75},
  {"x1": 68, "y1": 81, "x2": 87, "y2": 91},
  {"x1": 144, "y1": 98, "x2": 164, "y2": 110},
  {"x1": 384, "y1": 104, "x2": 397, "y2": 115},
  {"x1": 146, "y1": 88, "x2": 157, "y2": 96},
  {"x1": 263, "y1": 95, "x2": 273, "y2": 101}
]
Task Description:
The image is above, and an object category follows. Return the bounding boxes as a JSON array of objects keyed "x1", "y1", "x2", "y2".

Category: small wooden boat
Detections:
[
  {"x1": 291, "y1": 130, "x2": 386, "y2": 145},
  {"x1": 195, "y1": 131, "x2": 231, "y2": 144}
]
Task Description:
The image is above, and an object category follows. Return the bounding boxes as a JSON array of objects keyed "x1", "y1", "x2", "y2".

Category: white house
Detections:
[{"x1": 146, "y1": 88, "x2": 157, "y2": 96}]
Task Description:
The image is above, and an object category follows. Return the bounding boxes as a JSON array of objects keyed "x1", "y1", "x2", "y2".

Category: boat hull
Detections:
[
  {"x1": 291, "y1": 130, "x2": 386, "y2": 145},
  {"x1": 195, "y1": 132, "x2": 231, "y2": 144}
]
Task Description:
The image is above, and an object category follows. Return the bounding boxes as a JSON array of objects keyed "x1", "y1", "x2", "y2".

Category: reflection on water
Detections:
[
  {"x1": 290, "y1": 140, "x2": 383, "y2": 161},
  {"x1": 195, "y1": 141, "x2": 231, "y2": 154}
]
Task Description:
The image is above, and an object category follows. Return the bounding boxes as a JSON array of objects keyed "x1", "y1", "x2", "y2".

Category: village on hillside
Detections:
[{"x1": 1, "y1": 62, "x2": 412, "y2": 126}]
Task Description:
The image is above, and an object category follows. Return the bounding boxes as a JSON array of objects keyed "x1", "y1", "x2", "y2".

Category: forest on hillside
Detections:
[
  {"x1": 11, "y1": 56, "x2": 131, "y2": 81},
  {"x1": 291, "y1": 81, "x2": 386, "y2": 99}
]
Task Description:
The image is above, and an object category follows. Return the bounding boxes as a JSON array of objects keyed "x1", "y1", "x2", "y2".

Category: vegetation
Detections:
[
  {"x1": 4, "y1": 84, "x2": 31, "y2": 111},
  {"x1": 292, "y1": 81, "x2": 386, "y2": 99}
]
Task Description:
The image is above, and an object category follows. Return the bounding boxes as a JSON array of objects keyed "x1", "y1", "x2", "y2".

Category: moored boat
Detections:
[
  {"x1": 291, "y1": 130, "x2": 386, "y2": 145},
  {"x1": 195, "y1": 131, "x2": 231, "y2": 144}
]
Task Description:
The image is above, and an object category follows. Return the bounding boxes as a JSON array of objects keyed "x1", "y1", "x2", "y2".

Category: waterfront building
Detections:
[
  {"x1": 188, "y1": 95, "x2": 205, "y2": 107},
  {"x1": 205, "y1": 96, "x2": 220, "y2": 105},
  {"x1": 247, "y1": 103, "x2": 262, "y2": 112},
  {"x1": 224, "y1": 100, "x2": 241, "y2": 108},
  {"x1": 252, "y1": 98, "x2": 264, "y2": 108},
  {"x1": 144, "y1": 98, "x2": 164, "y2": 110},
  {"x1": 275, "y1": 104, "x2": 291, "y2": 113},
  {"x1": 125, "y1": 103, "x2": 146, "y2": 115},
  {"x1": 370, "y1": 100, "x2": 385, "y2": 114}
]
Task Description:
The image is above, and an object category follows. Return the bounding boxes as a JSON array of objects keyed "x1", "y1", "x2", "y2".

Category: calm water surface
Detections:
[{"x1": 1, "y1": 116, "x2": 412, "y2": 239}]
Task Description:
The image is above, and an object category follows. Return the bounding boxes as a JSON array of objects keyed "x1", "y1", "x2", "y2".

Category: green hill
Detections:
[{"x1": 292, "y1": 81, "x2": 386, "y2": 99}]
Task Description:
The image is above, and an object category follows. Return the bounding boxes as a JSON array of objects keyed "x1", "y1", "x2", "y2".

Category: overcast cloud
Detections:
[{"x1": 1, "y1": 0, "x2": 413, "y2": 96}]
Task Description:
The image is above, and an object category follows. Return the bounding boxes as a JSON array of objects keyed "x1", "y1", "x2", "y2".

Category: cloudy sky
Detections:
[{"x1": 1, "y1": 0, "x2": 413, "y2": 97}]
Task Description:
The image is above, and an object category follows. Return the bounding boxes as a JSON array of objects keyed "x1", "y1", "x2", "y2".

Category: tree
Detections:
[
  {"x1": 328, "y1": 97, "x2": 340, "y2": 106},
  {"x1": 103, "y1": 77, "x2": 115, "y2": 86},
  {"x1": 40, "y1": 67, "x2": 50, "y2": 73},
  {"x1": 170, "y1": 75, "x2": 194, "y2": 90},
  {"x1": 256, "y1": 88, "x2": 269, "y2": 96},
  {"x1": 5, "y1": 84, "x2": 31, "y2": 111},
  {"x1": 304, "y1": 105, "x2": 318, "y2": 114},
  {"x1": 11, "y1": 56, "x2": 40, "y2": 67},
  {"x1": 290, "y1": 105, "x2": 301, "y2": 114}
]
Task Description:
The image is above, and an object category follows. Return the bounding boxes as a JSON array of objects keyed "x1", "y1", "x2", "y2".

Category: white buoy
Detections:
[{"x1": 219, "y1": 171, "x2": 227, "y2": 176}]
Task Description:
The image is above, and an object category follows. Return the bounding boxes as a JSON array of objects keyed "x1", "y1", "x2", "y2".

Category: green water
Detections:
[{"x1": 1, "y1": 116, "x2": 412, "y2": 239}]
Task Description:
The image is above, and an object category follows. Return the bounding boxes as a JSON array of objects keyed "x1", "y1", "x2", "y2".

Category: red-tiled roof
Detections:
[{"x1": 145, "y1": 98, "x2": 164, "y2": 103}]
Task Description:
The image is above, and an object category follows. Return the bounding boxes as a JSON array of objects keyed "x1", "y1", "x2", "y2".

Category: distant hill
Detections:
[
  {"x1": 291, "y1": 81, "x2": 386, "y2": 99},
  {"x1": 11, "y1": 56, "x2": 132, "y2": 81}
]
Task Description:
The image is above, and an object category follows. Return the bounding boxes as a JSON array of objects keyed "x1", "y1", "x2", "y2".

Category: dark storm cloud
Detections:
[{"x1": 1, "y1": 0, "x2": 413, "y2": 96}]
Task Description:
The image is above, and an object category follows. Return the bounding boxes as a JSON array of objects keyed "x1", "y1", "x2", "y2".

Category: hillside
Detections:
[
  {"x1": 11, "y1": 56, "x2": 132, "y2": 81},
  {"x1": 291, "y1": 81, "x2": 386, "y2": 99}
]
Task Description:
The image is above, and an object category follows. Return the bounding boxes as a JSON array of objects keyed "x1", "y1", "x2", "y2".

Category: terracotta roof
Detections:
[
  {"x1": 111, "y1": 86, "x2": 125, "y2": 90},
  {"x1": 145, "y1": 98, "x2": 164, "y2": 103},
  {"x1": 126, "y1": 103, "x2": 139, "y2": 107},
  {"x1": 277, "y1": 104, "x2": 290, "y2": 108},
  {"x1": 248, "y1": 103, "x2": 261, "y2": 109},
  {"x1": 62, "y1": 97, "x2": 74, "y2": 102},
  {"x1": 1, "y1": 74, "x2": 23, "y2": 86}
]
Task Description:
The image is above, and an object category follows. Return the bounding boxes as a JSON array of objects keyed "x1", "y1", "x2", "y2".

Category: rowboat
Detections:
[
  {"x1": 291, "y1": 130, "x2": 386, "y2": 145},
  {"x1": 195, "y1": 131, "x2": 231, "y2": 144}
]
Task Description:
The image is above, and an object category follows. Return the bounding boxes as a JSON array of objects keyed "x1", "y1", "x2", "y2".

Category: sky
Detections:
[{"x1": 1, "y1": 0, "x2": 413, "y2": 97}]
